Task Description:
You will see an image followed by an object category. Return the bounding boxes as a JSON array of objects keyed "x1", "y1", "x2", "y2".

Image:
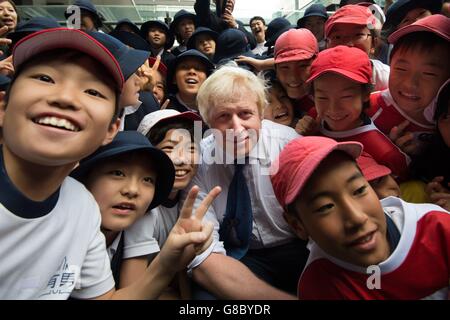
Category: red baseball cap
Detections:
[
  {"x1": 356, "y1": 152, "x2": 391, "y2": 182},
  {"x1": 388, "y1": 14, "x2": 450, "y2": 44},
  {"x1": 274, "y1": 28, "x2": 319, "y2": 64},
  {"x1": 307, "y1": 45, "x2": 372, "y2": 84},
  {"x1": 325, "y1": 5, "x2": 378, "y2": 38},
  {"x1": 13, "y1": 28, "x2": 124, "y2": 91},
  {"x1": 270, "y1": 136, "x2": 363, "y2": 209}
]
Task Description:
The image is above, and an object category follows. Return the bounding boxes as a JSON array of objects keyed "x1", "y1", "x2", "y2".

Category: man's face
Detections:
[
  {"x1": 250, "y1": 19, "x2": 265, "y2": 40},
  {"x1": 289, "y1": 152, "x2": 390, "y2": 267},
  {"x1": 208, "y1": 90, "x2": 262, "y2": 158},
  {"x1": 86, "y1": 153, "x2": 156, "y2": 232},
  {"x1": 276, "y1": 58, "x2": 314, "y2": 100},
  {"x1": 0, "y1": 54, "x2": 118, "y2": 167},
  {"x1": 389, "y1": 45, "x2": 450, "y2": 122},
  {"x1": 156, "y1": 128, "x2": 199, "y2": 191}
]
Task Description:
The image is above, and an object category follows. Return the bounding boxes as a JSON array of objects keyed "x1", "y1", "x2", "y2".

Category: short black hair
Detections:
[
  {"x1": 390, "y1": 32, "x2": 450, "y2": 62},
  {"x1": 250, "y1": 16, "x2": 266, "y2": 26},
  {"x1": 147, "y1": 117, "x2": 198, "y2": 146}
]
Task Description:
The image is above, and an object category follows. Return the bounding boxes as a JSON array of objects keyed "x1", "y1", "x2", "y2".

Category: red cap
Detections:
[
  {"x1": 270, "y1": 136, "x2": 363, "y2": 209},
  {"x1": 307, "y1": 45, "x2": 372, "y2": 84},
  {"x1": 325, "y1": 5, "x2": 378, "y2": 38},
  {"x1": 13, "y1": 28, "x2": 124, "y2": 91},
  {"x1": 356, "y1": 152, "x2": 391, "y2": 182},
  {"x1": 274, "y1": 28, "x2": 319, "y2": 64},
  {"x1": 148, "y1": 57, "x2": 168, "y2": 77},
  {"x1": 388, "y1": 14, "x2": 450, "y2": 44}
]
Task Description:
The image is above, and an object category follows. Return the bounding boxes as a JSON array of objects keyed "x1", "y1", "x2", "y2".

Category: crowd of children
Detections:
[{"x1": 0, "y1": 0, "x2": 449, "y2": 300}]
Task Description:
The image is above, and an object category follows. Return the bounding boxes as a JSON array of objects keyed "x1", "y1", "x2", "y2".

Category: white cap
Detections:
[{"x1": 137, "y1": 109, "x2": 202, "y2": 136}]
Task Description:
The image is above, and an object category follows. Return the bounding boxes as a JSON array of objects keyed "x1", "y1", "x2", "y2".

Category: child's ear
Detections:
[
  {"x1": 101, "y1": 117, "x2": 121, "y2": 146},
  {"x1": 283, "y1": 212, "x2": 309, "y2": 240}
]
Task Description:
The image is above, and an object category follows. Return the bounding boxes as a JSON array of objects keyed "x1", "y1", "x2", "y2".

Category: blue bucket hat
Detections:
[
  {"x1": 109, "y1": 30, "x2": 151, "y2": 52},
  {"x1": 297, "y1": 4, "x2": 328, "y2": 27},
  {"x1": 167, "y1": 49, "x2": 215, "y2": 93},
  {"x1": 214, "y1": 28, "x2": 258, "y2": 64},
  {"x1": 87, "y1": 31, "x2": 150, "y2": 81},
  {"x1": 384, "y1": 0, "x2": 443, "y2": 31},
  {"x1": 140, "y1": 20, "x2": 175, "y2": 49},
  {"x1": 186, "y1": 26, "x2": 218, "y2": 50},
  {"x1": 170, "y1": 9, "x2": 197, "y2": 35},
  {"x1": 115, "y1": 18, "x2": 140, "y2": 35},
  {"x1": 65, "y1": 0, "x2": 103, "y2": 27},
  {"x1": 71, "y1": 131, "x2": 175, "y2": 210},
  {"x1": 7, "y1": 17, "x2": 60, "y2": 46},
  {"x1": 264, "y1": 17, "x2": 296, "y2": 48}
]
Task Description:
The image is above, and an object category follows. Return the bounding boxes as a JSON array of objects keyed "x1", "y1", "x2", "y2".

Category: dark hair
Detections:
[
  {"x1": 390, "y1": 32, "x2": 450, "y2": 62},
  {"x1": 147, "y1": 117, "x2": 198, "y2": 146},
  {"x1": 4, "y1": 49, "x2": 121, "y2": 123},
  {"x1": 435, "y1": 80, "x2": 450, "y2": 122},
  {"x1": 250, "y1": 16, "x2": 266, "y2": 26}
]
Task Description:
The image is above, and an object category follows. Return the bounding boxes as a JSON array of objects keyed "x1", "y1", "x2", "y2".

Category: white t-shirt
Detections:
[
  {"x1": 251, "y1": 42, "x2": 267, "y2": 56},
  {"x1": 371, "y1": 59, "x2": 390, "y2": 91},
  {"x1": 0, "y1": 169, "x2": 114, "y2": 299}
]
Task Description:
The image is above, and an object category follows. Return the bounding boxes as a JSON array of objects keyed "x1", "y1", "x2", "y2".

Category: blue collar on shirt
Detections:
[
  {"x1": 385, "y1": 212, "x2": 401, "y2": 253},
  {"x1": 0, "y1": 147, "x2": 60, "y2": 218}
]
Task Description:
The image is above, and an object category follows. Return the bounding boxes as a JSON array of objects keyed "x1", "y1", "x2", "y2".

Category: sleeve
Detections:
[
  {"x1": 372, "y1": 60, "x2": 390, "y2": 91},
  {"x1": 70, "y1": 203, "x2": 115, "y2": 299},
  {"x1": 183, "y1": 166, "x2": 227, "y2": 274},
  {"x1": 122, "y1": 213, "x2": 161, "y2": 259},
  {"x1": 194, "y1": 0, "x2": 220, "y2": 31}
]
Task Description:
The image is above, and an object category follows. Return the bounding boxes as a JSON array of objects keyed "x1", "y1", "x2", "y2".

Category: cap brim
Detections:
[
  {"x1": 285, "y1": 141, "x2": 363, "y2": 205},
  {"x1": 275, "y1": 49, "x2": 316, "y2": 64},
  {"x1": 307, "y1": 69, "x2": 369, "y2": 84},
  {"x1": 13, "y1": 28, "x2": 124, "y2": 91},
  {"x1": 388, "y1": 23, "x2": 449, "y2": 44},
  {"x1": 359, "y1": 162, "x2": 391, "y2": 181}
]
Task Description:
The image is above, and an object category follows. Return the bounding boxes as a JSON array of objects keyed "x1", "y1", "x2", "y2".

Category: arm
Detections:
[
  {"x1": 93, "y1": 186, "x2": 221, "y2": 299},
  {"x1": 234, "y1": 56, "x2": 274, "y2": 72},
  {"x1": 118, "y1": 256, "x2": 148, "y2": 288},
  {"x1": 192, "y1": 252, "x2": 296, "y2": 299}
]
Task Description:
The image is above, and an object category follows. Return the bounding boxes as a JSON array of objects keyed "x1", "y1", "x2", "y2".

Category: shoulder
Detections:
[{"x1": 261, "y1": 119, "x2": 299, "y2": 143}]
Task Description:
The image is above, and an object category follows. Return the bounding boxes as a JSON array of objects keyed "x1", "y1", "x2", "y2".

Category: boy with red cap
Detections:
[
  {"x1": 270, "y1": 136, "x2": 450, "y2": 299},
  {"x1": 274, "y1": 28, "x2": 318, "y2": 116},
  {"x1": 367, "y1": 14, "x2": 450, "y2": 155},
  {"x1": 325, "y1": 4, "x2": 390, "y2": 91},
  {"x1": 298, "y1": 45, "x2": 410, "y2": 178}
]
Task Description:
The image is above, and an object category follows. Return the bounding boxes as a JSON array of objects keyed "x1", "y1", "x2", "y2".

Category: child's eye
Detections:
[
  {"x1": 85, "y1": 89, "x2": 106, "y2": 98},
  {"x1": 33, "y1": 74, "x2": 54, "y2": 83},
  {"x1": 143, "y1": 176, "x2": 155, "y2": 184},
  {"x1": 394, "y1": 67, "x2": 407, "y2": 72},
  {"x1": 354, "y1": 185, "x2": 368, "y2": 196},
  {"x1": 423, "y1": 72, "x2": 437, "y2": 77},
  {"x1": 315, "y1": 203, "x2": 334, "y2": 214},
  {"x1": 341, "y1": 95, "x2": 353, "y2": 99},
  {"x1": 109, "y1": 170, "x2": 124, "y2": 177}
]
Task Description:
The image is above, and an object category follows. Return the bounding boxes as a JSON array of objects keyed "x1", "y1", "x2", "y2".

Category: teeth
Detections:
[
  {"x1": 175, "y1": 170, "x2": 188, "y2": 177},
  {"x1": 186, "y1": 79, "x2": 198, "y2": 84},
  {"x1": 357, "y1": 234, "x2": 372, "y2": 244},
  {"x1": 35, "y1": 116, "x2": 79, "y2": 132},
  {"x1": 275, "y1": 112, "x2": 288, "y2": 119},
  {"x1": 400, "y1": 91, "x2": 419, "y2": 99}
]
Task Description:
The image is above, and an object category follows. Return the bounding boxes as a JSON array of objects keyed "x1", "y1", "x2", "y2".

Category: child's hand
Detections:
[
  {"x1": 0, "y1": 55, "x2": 14, "y2": 77},
  {"x1": 425, "y1": 176, "x2": 450, "y2": 211},
  {"x1": 136, "y1": 56, "x2": 161, "y2": 92},
  {"x1": 388, "y1": 120, "x2": 421, "y2": 156},
  {"x1": 159, "y1": 185, "x2": 221, "y2": 273},
  {"x1": 295, "y1": 115, "x2": 320, "y2": 136}
]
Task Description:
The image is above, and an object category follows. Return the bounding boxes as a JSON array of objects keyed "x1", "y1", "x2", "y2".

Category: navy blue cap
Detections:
[
  {"x1": 115, "y1": 18, "x2": 140, "y2": 35},
  {"x1": 214, "y1": 28, "x2": 257, "y2": 64},
  {"x1": 264, "y1": 17, "x2": 296, "y2": 47},
  {"x1": 167, "y1": 49, "x2": 215, "y2": 93},
  {"x1": 88, "y1": 31, "x2": 150, "y2": 81},
  {"x1": 71, "y1": 131, "x2": 175, "y2": 210},
  {"x1": 65, "y1": 0, "x2": 103, "y2": 27},
  {"x1": 297, "y1": 4, "x2": 328, "y2": 27},
  {"x1": 140, "y1": 20, "x2": 175, "y2": 49},
  {"x1": 170, "y1": 9, "x2": 197, "y2": 35},
  {"x1": 384, "y1": 0, "x2": 443, "y2": 31},
  {"x1": 109, "y1": 30, "x2": 151, "y2": 52},
  {"x1": 186, "y1": 27, "x2": 218, "y2": 50},
  {"x1": 7, "y1": 16, "x2": 60, "y2": 47}
]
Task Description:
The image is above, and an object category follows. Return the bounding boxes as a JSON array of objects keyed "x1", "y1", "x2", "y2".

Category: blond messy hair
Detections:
[{"x1": 197, "y1": 65, "x2": 268, "y2": 125}]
